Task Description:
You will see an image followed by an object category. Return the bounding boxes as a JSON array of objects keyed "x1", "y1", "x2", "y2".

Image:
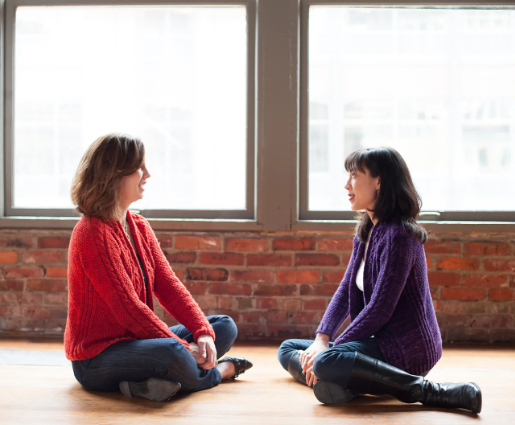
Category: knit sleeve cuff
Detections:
[
  {"x1": 315, "y1": 324, "x2": 335, "y2": 340},
  {"x1": 193, "y1": 326, "x2": 216, "y2": 342}
]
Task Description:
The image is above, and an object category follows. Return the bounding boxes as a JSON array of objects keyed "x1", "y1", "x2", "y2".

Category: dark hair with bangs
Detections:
[
  {"x1": 71, "y1": 133, "x2": 145, "y2": 221},
  {"x1": 345, "y1": 147, "x2": 427, "y2": 244}
]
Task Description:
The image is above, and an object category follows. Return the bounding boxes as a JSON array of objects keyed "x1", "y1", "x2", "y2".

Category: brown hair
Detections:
[
  {"x1": 71, "y1": 133, "x2": 145, "y2": 221},
  {"x1": 344, "y1": 147, "x2": 427, "y2": 244}
]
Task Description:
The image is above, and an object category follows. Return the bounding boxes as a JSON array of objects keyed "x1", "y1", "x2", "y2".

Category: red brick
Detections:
[
  {"x1": 440, "y1": 301, "x2": 464, "y2": 315},
  {"x1": 22, "y1": 292, "x2": 43, "y2": 305},
  {"x1": 200, "y1": 253, "x2": 244, "y2": 266},
  {"x1": 342, "y1": 255, "x2": 352, "y2": 267},
  {"x1": 1, "y1": 317, "x2": 46, "y2": 332},
  {"x1": 441, "y1": 288, "x2": 486, "y2": 301},
  {"x1": 0, "y1": 292, "x2": 23, "y2": 305},
  {"x1": 300, "y1": 284, "x2": 338, "y2": 296},
  {"x1": 175, "y1": 236, "x2": 220, "y2": 250},
  {"x1": 287, "y1": 311, "x2": 323, "y2": 325},
  {"x1": 436, "y1": 257, "x2": 480, "y2": 271},
  {"x1": 295, "y1": 254, "x2": 340, "y2": 267},
  {"x1": 42, "y1": 293, "x2": 68, "y2": 306},
  {"x1": 430, "y1": 286, "x2": 440, "y2": 299},
  {"x1": 165, "y1": 251, "x2": 197, "y2": 263},
  {"x1": 155, "y1": 234, "x2": 173, "y2": 248},
  {"x1": 427, "y1": 272, "x2": 461, "y2": 287},
  {"x1": 0, "y1": 279, "x2": 24, "y2": 291},
  {"x1": 235, "y1": 297, "x2": 253, "y2": 310},
  {"x1": 186, "y1": 268, "x2": 228, "y2": 281},
  {"x1": 208, "y1": 282, "x2": 252, "y2": 296},
  {"x1": 37, "y1": 236, "x2": 70, "y2": 249},
  {"x1": 195, "y1": 295, "x2": 217, "y2": 310},
  {"x1": 247, "y1": 254, "x2": 292, "y2": 267},
  {"x1": 0, "y1": 305, "x2": 22, "y2": 317},
  {"x1": 22, "y1": 250, "x2": 65, "y2": 264},
  {"x1": 230, "y1": 270, "x2": 274, "y2": 283},
  {"x1": 424, "y1": 240, "x2": 461, "y2": 254},
  {"x1": 225, "y1": 238, "x2": 268, "y2": 252},
  {"x1": 183, "y1": 282, "x2": 207, "y2": 295},
  {"x1": 26, "y1": 279, "x2": 67, "y2": 292},
  {"x1": 433, "y1": 300, "x2": 440, "y2": 311},
  {"x1": 463, "y1": 275, "x2": 508, "y2": 288},
  {"x1": 217, "y1": 297, "x2": 234, "y2": 309},
  {"x1": 276, "y1": 298, "x2": 303, "y2": 311},
  {"x1": 4, "y1": 266, "x2": 44, "y2": 278},
  {"x1": 241, "y1": 311, "x2": 288, "y2": 324},
  {"x1": 256, "y1": 297, "x2": 277, "y2": 309},
  {"x1": 470, "y1": 315, "x2": 513, "y2": 328},
  {"x1": 253, "y1": 284, "x2": 297, "y2": 296},
  {"x1": 323, "y1": 270, "x2": 344, "y2": 283},
  {"x1": 237, "y1": 323, "x2": 265, "y2": 338},
  {"x1": 489, "y1": 288, "x2": 515, "y2": 301},
  {"x1": 267, "y1": 325, "x2": 310, "y2": 339},
  {"x1": 0, "y1": 251, "x2": 18, "y2": 263},
  {"x1": 277, "y1": 270, "x2": 319, "y2": 284},
  {"x1": 318, "y1": 238, "x2": 353, "y2": 252},
  {"x1": 46, "y1": 266, "x2": 68, "y2": 278},
  {"x1": 304, "y1": 299, "x2": 327, "y2": 310},
  {"x1": 426, "y1": 256, "x2": 432, "y2": 269},
  {"x1": 484, "y1": 259, "x2": 515, "y2": 272},
  {"x1": 436, "y1": 313, "x2": 474, "y2": 328},
  {"x1": 0, "y1": 236, "x2": 35, "y2": 249},
  {"x1": 272, "y1": 238, "x2": 315, "y2": 251},
  {"x1": 173, "y1": 268, "x2": 184, "y2": 281},
  {"x1": 464, "y1": 242, "x2": 511, "y2": 256}
]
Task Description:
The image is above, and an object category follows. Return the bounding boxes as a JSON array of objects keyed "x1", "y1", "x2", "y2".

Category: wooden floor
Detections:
[{"x1": 0, "y1": 340, "x2": 514, "y2": 425}]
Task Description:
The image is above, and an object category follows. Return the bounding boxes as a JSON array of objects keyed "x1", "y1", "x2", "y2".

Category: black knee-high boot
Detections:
[
  {"x1": 287, "y1": 350, "x2": 307, "y2": 384},
  {"x1": 345, "y1": 352, "x2": 482, "y2": 413}
]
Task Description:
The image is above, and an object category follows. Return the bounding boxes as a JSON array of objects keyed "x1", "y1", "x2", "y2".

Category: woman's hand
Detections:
[
  {"x1": 299, "y1": 333, "x2": 330, "y2": 387},
  {"x1": 189, "y1": 335, "x2": 217, "y2": 370}
]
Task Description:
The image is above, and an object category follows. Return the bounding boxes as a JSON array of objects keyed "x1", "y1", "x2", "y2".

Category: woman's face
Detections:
[
  {"x1": 118, "y1": 162, "x2": 151, "y2": 209},
  {"x1": 345, "y1": 167, "x2": 380, "y2": 212}
]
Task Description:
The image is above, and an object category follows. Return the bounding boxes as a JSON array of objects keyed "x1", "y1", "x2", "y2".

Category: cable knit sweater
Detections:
[
  {"x1": 316, "y1": 220, "x2": 442, "y2": 375},
  {"x1": 64, "y1": 211, "x2": 215, "y2": 361}
]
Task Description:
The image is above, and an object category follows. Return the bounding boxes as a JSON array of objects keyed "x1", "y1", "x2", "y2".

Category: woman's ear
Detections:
[{"x1": 376, "y1": 176, "x2": 381, "y2": 191}]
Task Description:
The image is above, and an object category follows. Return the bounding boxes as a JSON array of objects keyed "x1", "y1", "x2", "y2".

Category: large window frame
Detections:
[
  {"x1": 299, "y1": 0, "x2": 515, "y2": 224},
  {"x1": 0, "y1": 0, "x2": 514, "y2": 232}
]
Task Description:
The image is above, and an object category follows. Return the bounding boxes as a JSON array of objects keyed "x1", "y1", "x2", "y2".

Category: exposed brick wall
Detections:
[{"x1": 0, "y1": 228, "x2": 514, "y2": 343}]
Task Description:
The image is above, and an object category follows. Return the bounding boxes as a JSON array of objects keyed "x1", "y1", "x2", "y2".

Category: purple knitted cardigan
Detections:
[{"x1": 316, "y1": 220, "x2": 442, "y2": 375}]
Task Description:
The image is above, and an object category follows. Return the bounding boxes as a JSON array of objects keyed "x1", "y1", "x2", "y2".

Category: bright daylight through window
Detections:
[
  {"x1": 308, "y1": 7, "x2": 515, "y2": 213},
  {"x1": 13, "y1": 6, "x2": 247, "y2": 212}
]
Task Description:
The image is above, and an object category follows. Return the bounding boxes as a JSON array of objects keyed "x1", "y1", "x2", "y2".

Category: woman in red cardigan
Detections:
[{"x1": 65, "y1": 134, "x2": 252, "y2": 401}]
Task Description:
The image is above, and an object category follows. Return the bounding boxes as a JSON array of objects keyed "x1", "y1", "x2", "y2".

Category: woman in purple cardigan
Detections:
[{"x1": 278, "y1": 147, "x2": 481, "y2": 413}]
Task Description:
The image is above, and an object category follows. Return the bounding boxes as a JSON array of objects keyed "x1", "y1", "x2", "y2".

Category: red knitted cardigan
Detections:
[{"x1": 64, "y1": 211, "x2": 215, "y2": 361}]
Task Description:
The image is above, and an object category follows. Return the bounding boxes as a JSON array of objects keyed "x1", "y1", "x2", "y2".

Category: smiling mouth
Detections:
[{"x1": 348, "y1": 194, "x2": 355, "y2": 201}]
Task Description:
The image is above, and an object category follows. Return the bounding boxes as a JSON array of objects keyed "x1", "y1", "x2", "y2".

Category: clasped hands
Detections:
[
  {"x1": 299, "y1": 333, "x2": 330, "y2": 387},
  {"x1": 188, "y1": 335, "x2": 217, "y2": 370}
]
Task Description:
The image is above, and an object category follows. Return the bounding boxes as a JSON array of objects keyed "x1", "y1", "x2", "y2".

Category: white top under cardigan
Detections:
[{"x1": 356, "y1": 241, "x2": 369, "y2": 292}]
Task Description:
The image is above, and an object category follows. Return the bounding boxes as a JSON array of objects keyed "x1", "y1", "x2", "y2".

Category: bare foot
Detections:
[{"x1": 216, "y1": 361, "x2": 236, "y2": 380}]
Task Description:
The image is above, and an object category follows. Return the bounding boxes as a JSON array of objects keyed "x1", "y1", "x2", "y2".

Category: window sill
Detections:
[
  {"x1": 292, "y1": 220, "x2": 515, "y2": 233},
  {"x1": 0, "y1": 216, "x2": 514, "y2": 233}
]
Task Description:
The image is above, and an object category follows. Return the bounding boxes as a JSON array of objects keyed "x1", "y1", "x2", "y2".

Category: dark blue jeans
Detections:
[
  {"x1": 72, "y1": 315, "x2": 237, "y2": 393},
  {"x1": 278, "y1": 338, "x2": 385, "y2": 390}
]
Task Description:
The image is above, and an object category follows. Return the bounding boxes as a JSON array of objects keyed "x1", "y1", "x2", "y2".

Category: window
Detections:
[
  {"x1": 2, "y1": 0, "x2": 514, "y2": 229},
  {"x1": 6, "y1": 2, "x2": 254, "y2": 219},
  {"x1": 301, "y1": 5, "x2": 515, "y2": 221}
]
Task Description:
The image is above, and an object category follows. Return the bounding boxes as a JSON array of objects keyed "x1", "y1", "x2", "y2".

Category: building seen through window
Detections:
[{"x1": 309, "y1": 8, "x2": 515, "y2": 212}]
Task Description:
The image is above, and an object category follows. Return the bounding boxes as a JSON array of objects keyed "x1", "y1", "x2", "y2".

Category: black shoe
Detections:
[
  {"x1": 423, "y1": 381, "x2": 482, "y2": 414},
  {"x1": 313, "y1": 381, "x2": 358, "y2": 404},
  {"x1": 119, "y1": 378, "x2": 181, "y2": 402},
  {"x1": 287, "y1": 350, "x2": 307, "y2": 385},
  {"x1": 346, "y1": 352, "x2": 482, "y2": 414},
  {"x1": 218, "y1": 356, "x2": 253, "y2": 378}
]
